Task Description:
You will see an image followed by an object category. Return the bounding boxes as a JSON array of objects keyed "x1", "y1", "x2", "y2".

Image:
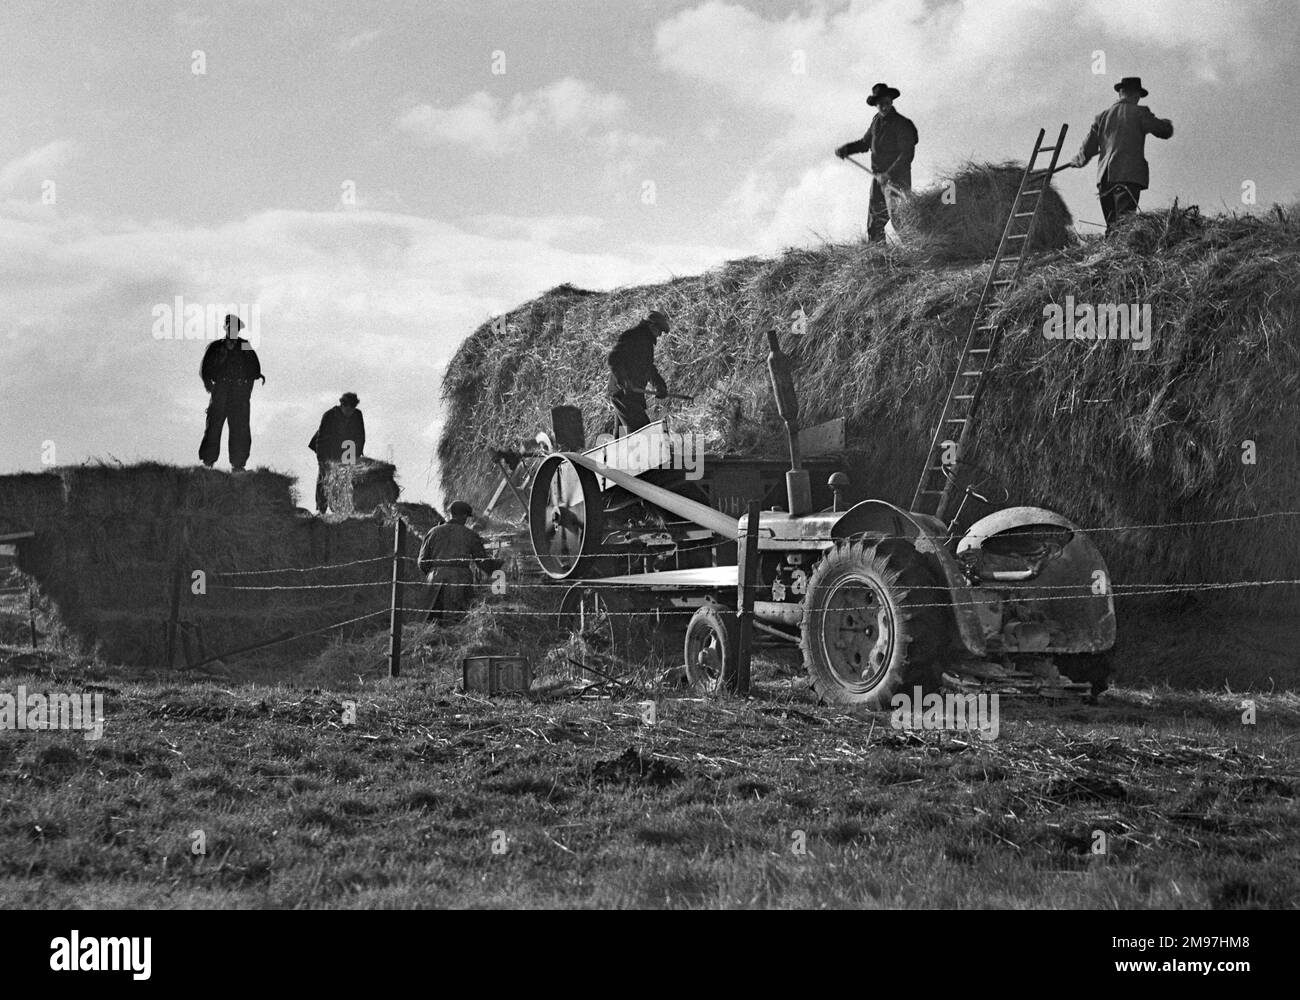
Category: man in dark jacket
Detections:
[
  {"x1": 607, "y1": 310, "x2": 670, "y2": 434},
  {"x1": 309, "y1": 391, "x2": 366, "y2": 513},
  {"x1": 1070, "y1": 76, "x2": 1174, "y2": 234},
  {"x1": 417, "y1": 501, "x2": 502, "y2": 623},
  {"x1": 199, "y1": 314, "x2": 265, "y2": 471},
  {"x1": 835, "y1": 82, "x2": 918, "y2": 243}
]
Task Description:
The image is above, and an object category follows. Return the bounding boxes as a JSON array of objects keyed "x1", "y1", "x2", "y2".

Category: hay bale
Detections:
[
  {"x1": 892, "y1": 161, "x2": 1073, "y2": 262},
  {"x1": 323, "y1": 458, "x2": 399, "y2": 515}
]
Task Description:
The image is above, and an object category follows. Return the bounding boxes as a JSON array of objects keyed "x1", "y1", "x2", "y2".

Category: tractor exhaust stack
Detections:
[{"x1": 766, "y1": 329, "x2": 812, "y2": 516}]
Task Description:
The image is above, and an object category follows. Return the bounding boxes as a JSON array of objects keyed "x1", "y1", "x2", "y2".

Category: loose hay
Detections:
[
  {"x1": 323, "y1": 458, "x2": 400, "y2": 515},
  {"x1": 892, "y1": 161, "x2": 1074, "y2": 262}
]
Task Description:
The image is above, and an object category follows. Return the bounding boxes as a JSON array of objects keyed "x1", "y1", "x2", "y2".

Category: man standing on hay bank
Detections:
[
  {"x1": 417, "y1": 501, "x2": 502, "y2": 624},
  {"x1": 198, "y1": 314, "x2": 265, "y2": 472},
  {"x1": 608, "y1": 310, "x2": 671, "y2": 435},
  {"x1": 835, "y1": 82, "x2": 918, "y2": 244},
  {"x1": 309, "y1": 392, "x2": 366, "y2": 513},
  {"x1": 1069, "y1": 76, "x2": 1174, "y2": 234}
]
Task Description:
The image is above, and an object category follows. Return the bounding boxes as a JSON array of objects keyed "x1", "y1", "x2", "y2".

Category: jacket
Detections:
[
  {"x1": 839, "y1": 109, "x2": 919, "y2": 185},
  {"x1": 309, "y1": 405, "x2": 366, "y2": 462},
  {"x1": 607, "y1": 321, "x2": 667, "y2": 397},
  {"x1": 417, "y1": 521, "x2": 496, "y2": 576},
  {"x1": 1071, "y1": 100, "x2": 1173, "y2": 189},
  {"x1": 201, "y1": 338, "x2": 262, "y2": 388}
]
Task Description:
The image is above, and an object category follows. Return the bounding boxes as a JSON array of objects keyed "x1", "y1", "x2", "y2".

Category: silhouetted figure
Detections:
[
  {"x1": 309, "y1": 391, "x2": 366, "y2": 513},
  {"x1": 199, "y1": 315, "x2": 264, "y2": 471},
  {"x1": 607, "y1": 310, "x2": 669, "y2": 434},
  {"x1": 1070, "y1": 77, "x2": 1173, "y2": 234},
  {"x1": 835, "y1": 83, "x2": 918, "y2": 243},
  {"x1": 417, "y1": 501, "x2": 501, "y2": 624}
]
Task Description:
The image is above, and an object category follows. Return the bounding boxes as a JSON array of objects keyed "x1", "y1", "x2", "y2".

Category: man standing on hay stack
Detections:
[
  {"x1": 835, "y1": 82, "x2": 918, "y2": 244},
  {"x1": 607, "y1": 309, "x2": 671, "y2": 435},
  {"x1": 1069, "y1": 76, "x2": 1174, "y2": 235},
  {"x1": 417, "y1": 501, "x2": 502, "y2": 624},
  {"x1": 198, "y1": 314, "x2": 265, "y2": 472},
  {"x1": 308, "y1": 391, "x2": 366, "y2": 513}
]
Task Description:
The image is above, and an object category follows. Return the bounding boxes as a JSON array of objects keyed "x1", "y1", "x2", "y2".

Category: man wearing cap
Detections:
[
  {"x1": 199, "y1": 314, "x2": 265, "y2": 472},
  {"x1": 1070, "y1": 76, "x2": 1174, "y2": 234},
  {"x1": 835, "y1": 83, "x2": 919, "y2": 244},
  {"x1": 417, "y1": 501, "x2": 502, "y2": 623},
  {"x1": 309, "y1": 392, "x2": 367, "y2": 513},
  {"x1": 608, "y1": 310, "x2": 670, "y2": 435}
]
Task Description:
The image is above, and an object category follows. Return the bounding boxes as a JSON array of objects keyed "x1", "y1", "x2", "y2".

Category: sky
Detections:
[{"x1": 2, "y1": 0, "x2": 1297, "y2": 506}]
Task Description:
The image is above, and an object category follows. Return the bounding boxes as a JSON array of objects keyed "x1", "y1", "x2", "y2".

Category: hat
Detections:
[
  {"x1": 1115, "y1": 76, "x2": 1149, "y2": 97},
  {"x1": 647, "y1": 310, "x2": 670, "y2": 334},
  {"x1": 866, "y1": 82, "x2": 901, "y2": 106},
  {"x1": 449, "y1": 500, "x2": 473, "y2": 519},
  {"x1": 340, "y1": 391, "x2": 359, "y2": 406}
]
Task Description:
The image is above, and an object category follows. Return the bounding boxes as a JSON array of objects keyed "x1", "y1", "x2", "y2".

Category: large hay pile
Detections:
[
  {"x1": 439, "y1": 201, "x2": 1300, "y2": 685},
  {"x1": 0, "y1": 463, "x2": 418, "y2": 667}
]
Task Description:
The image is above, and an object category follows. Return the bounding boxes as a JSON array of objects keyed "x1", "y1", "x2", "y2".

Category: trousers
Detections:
[{"x1": 199, "y1": 382, "x2": 252, "y2": 469}]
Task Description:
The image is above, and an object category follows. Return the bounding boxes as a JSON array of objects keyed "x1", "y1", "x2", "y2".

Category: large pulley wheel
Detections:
[
  {"x1": 530, "y1": 455, "x2": 604, "y2": 580},
  {"x1": 684, "y1": 604, "x2": 739, "y2": 693},
  {"x1": 801, "y1": 538, "x2": 948, "y2": 708}
]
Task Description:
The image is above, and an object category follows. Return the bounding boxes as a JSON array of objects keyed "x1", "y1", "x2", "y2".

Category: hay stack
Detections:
[
  {"x1": 323, "y1": 458, "x2": 399, "y2": 515},
  {"x1": 892, "y1": 161, "x2": 1073, "y2": 261},
  {"x1": 438, "y1": 200, "x2": 1300, "y2": 686},
  {"x1": 1, "y1": 462, "x2": 404, "y2": 667}
]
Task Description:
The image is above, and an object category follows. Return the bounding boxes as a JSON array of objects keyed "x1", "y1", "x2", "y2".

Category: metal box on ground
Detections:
[{"x1": 462, "y1": 655, "x2": 532, "y2": 696}]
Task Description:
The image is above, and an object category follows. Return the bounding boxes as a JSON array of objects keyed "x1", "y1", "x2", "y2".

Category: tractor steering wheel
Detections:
[{"x1": 940, "y1": 459, "x2": 1010, "y2": 506}]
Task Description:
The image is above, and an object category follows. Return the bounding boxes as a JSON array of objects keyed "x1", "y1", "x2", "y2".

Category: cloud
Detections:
[
  {"x1": 397, "y1": 78, "x2": 658, "y2": 157},
  {"x1": 0, "y1": 141, "x2": 75, "y2": 193},
  {"x1": 336, "y1": 28, "x2": 384, "y2": 53}
]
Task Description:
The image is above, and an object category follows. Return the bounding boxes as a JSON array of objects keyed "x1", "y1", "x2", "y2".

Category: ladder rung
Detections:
[
  {"x1": 919, "y1": 489, "x2": 943, "y2": 496},
  {"x1": 954, "y1": 394, "x2": 975, "y2": 400},
  {"x1": 1020, "y1": 189, "x2": 1042, "y2": 196},
  {"x1": 992, "y1": 279, "x2": 1014, "y2": 285},
  {"x1": 945, "y1": 418, "x2": 968, "y2": 424},
  {"x1": 1000, "y1": 257, "x2": 1022, "y2": 265},
  {"x1": 1013, "y1": 211, "x2": 1036, "y2": 218},
  {"x1": 1007, "y1": 234, "x2": 1028, "y2": 240},
  {"x1": 968, "y1": 347, "x2": 991, "y2": 352},
  {"x1": 960, "y1": 370, "x2": 984, "y2": 377},
  {"x1": 1038, "y1": 145, "x2": 1057, "y2": 152}
]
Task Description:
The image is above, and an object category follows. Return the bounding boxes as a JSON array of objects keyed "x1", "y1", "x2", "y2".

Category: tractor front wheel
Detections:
[
  {"x1": 801, "y1": 538, "x2": 948, "y2": 708},
  {"x1": 684, "y1": 604, "x2": 738, "y2": 693}
]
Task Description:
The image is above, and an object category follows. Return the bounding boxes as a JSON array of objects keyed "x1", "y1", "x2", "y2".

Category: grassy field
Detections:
[{"x1": 0, "y1": 646, "x2": 1296, "y2": 909}]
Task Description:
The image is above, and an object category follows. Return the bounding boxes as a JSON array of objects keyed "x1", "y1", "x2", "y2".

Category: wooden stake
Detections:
[
  {"x1": 388, "y1": 518, "x2": 407, "y2": 678},
  {"x1": 735, "y1": 499, "x2": 760, "y2": 695}
]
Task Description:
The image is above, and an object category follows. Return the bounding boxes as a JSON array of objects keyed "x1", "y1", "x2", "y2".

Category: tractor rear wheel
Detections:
[
  {"x1": 684, "y1": 604, "x2": 739, "y2": 693},
  {"x1": 801, "y1": 538, "x2": 948, "y2": 708}
]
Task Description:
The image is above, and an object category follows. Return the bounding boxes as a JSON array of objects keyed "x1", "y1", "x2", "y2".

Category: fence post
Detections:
[
  {"x1": 28, "y1": 585, "x2": 37, "y2": 651},
  {"x1": 735, "y1": 499, "x2": 760, "y2": 695},
  {"x1": 388, "y1": 519, "x2": 407, "y2": 678}
]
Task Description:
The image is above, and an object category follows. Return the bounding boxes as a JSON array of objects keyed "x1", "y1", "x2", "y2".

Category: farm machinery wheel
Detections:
[
  {"x1": 557, "y1": 584, "x2": 656, "y2": 680},
  {"x1": 684, "y1": 604, "x2": 738, "y2": 693},
  {"x1": 800, "y1": 538, "x2": 948, "y2": 708},
  {"x1": 530, "y1": 454, "x2": 604, "y2": 580}
]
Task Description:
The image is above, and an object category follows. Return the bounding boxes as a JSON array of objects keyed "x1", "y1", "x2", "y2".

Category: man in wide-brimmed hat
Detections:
[
  {"x1": 1069, "y1": 76, "x2": 1174, "y2": 234},
  {"x1": 607, "y1": 309, "x2": 670, "y2": 435},
  {"x1": 308, "y1": 391, "x2": 366, "y2": 513},
  {"x1": 835, "y1": 82, "x2": 918, "y2": 243}
]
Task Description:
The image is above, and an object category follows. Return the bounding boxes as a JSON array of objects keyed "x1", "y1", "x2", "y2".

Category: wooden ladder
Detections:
[{"x1": 911, "y1": 124, "x2": 1069, "y2": 521}]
